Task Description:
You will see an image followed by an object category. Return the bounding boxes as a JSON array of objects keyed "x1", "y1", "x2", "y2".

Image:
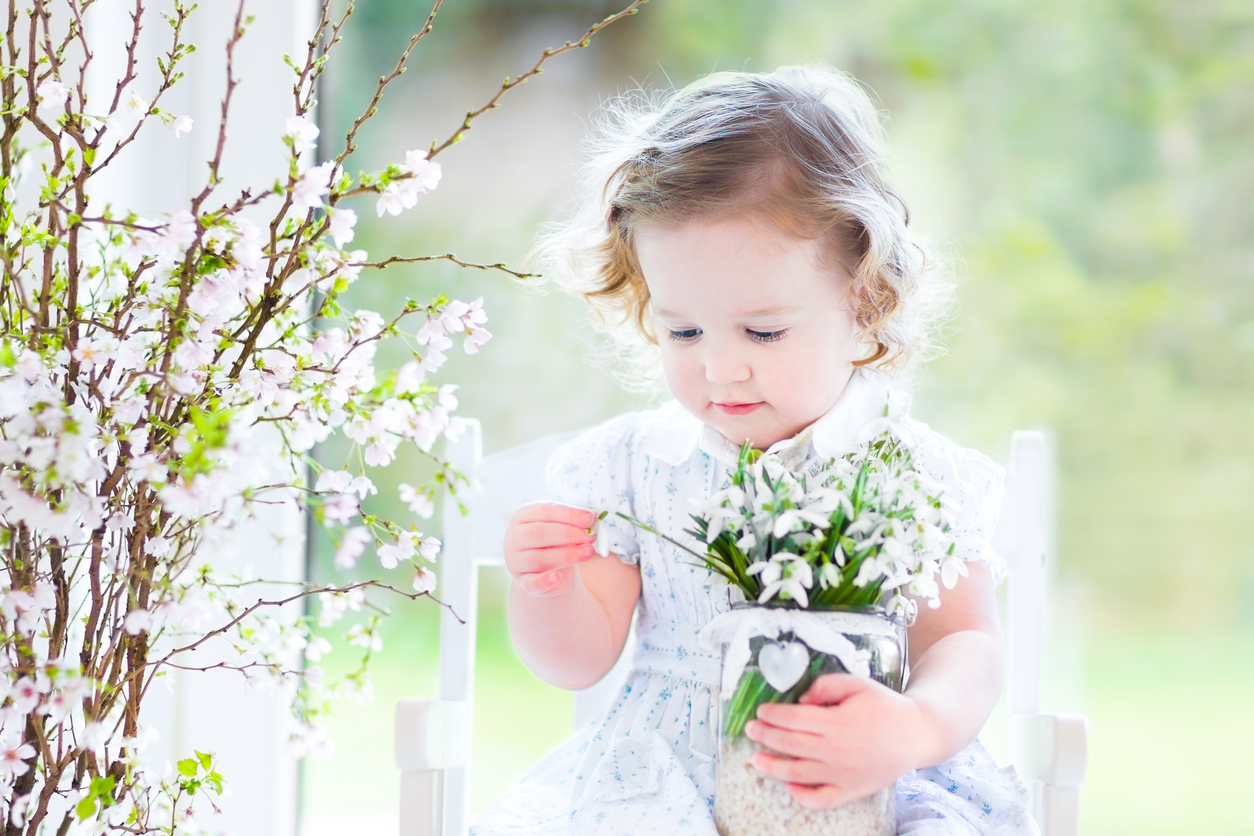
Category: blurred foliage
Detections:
[{"x1": 302, "y1": 2, "x2": 1254, "y2": 834}]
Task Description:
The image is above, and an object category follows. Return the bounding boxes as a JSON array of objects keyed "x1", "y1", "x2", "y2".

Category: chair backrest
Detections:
[{"x1": 434, "y1": 421, "x2": 1061, "y2": 836}]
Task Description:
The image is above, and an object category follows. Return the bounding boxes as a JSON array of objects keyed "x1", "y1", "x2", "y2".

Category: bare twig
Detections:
[
  {"x1": 358, "y1": 253, "x2": 536, "y2": 280},
  {"x1": 426, "y1": 0, "x2": 646, "y2": 160}
]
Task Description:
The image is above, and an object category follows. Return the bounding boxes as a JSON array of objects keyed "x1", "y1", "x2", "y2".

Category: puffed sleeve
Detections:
[
  {"x1": 916, "y1": 437, "x2": 1008, "y2": 584},
  {"x1": 545, "y1": 414, "x2": 642, "y2": 566}
]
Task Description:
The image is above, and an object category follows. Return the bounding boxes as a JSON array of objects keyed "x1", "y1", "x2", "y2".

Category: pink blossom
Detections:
[
  {"x1": 327, "y1": 208, "x2": 357, "y2": 247},
  {"x1": 322, "y1": 492, "x2": 357, "y2": 525},
  {"x1": 412, "y1": 566, "x2": 437, "y2": 594},
  {"x1": 334, "y1": 527, "x2": 371, "y2": 570},
  {"x1": 124, "y1": 608, "x2": 152, "y2": 635},
  {"x1": 284, "y1": 115, "x2": 320, "y2": 153},
  {"x1": 292, "y1": 161, "x2": 336, "y2": 214},
  {"x1": 395, "y1": 361, "x2": 425, "y2": 395},
  {"x1": 398, "y1": 483, "x2": 434, "y2": 518},
  {"x1": 0, "y1": 737, "x2": 36, "y2": 777},
  {"x1": 36, "y1": 78, "x2": 69, "y2": 104},
  {"x1": 166, "y1": 113, "x2": 193, "y2": 137}
]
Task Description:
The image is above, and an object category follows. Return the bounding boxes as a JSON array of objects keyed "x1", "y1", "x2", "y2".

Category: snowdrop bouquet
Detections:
[
  {"x1": 626, "y1": 424, "x2": 964, "y2": 621},
  {"x1": 0, "y1": 1, "x2": 643, "y2": 833}
]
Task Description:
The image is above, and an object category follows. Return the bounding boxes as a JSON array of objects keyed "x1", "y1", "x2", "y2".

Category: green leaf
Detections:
[
  {"x1": 196, "y1": 750, "x2": 213, "y2": 770},
  {"x1": 76, "y1": 797, "x2": 97, "y2": 820},
  {"x1": 177, "y1": 757, "x2": 199, "y2": 777}
]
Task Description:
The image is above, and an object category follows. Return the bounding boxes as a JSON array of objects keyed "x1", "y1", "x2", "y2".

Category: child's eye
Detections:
[
  {"x1": 668, "y1": 328, "x2": 702, "y2": 342},
  {"x1": 748, "y1": 328, "x2": 787, "y2": 343}
]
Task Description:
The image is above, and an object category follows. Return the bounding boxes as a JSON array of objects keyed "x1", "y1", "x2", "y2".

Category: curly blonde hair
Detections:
[{"x1": 535, "y1": 65, "x2": 952, "y2": 388}]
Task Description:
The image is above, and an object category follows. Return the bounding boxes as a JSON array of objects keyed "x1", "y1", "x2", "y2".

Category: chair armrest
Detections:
[
  {"x1": 1008, "y1": 712, "x2": 1088, "y2": 787},
  {"x1": 396, "y1": 699, "x2": 472, "y2": 772}
]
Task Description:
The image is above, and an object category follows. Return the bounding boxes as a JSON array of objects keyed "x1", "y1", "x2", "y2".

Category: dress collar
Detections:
[{"x1": 644, "y1": 369, "x2": 909, "y2": 469}]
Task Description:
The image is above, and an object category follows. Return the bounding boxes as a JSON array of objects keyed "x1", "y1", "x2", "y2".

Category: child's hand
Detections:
[
  {"x1": 504, "y1": 502, "x2": 600, "y2": 598},
  {"x1": 743, "y1": 673, "x2": 940, "y2": 809}
]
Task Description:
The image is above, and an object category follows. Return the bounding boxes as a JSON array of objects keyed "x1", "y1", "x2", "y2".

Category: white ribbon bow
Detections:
[{"x1": 697, "y1": 608, "x2": 893, "y2": 700}]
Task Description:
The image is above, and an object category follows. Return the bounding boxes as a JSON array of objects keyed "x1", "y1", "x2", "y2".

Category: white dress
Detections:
[{"x1": 470, "y1": 370, "x2": 1038, "y2": 836}]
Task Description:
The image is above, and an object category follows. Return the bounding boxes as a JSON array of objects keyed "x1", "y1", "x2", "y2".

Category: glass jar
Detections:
[{"x1": 712, "y1": 605, "x2": 906, "y2": 836}]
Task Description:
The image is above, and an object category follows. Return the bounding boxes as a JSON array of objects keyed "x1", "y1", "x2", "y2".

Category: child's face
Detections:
[{"x1": 636, "y1": 215, "x2": 861, "y2": 449}]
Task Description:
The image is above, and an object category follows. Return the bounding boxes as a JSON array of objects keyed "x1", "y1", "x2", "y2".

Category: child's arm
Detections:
[
  {"x1": 504, "y1": 501, "x2": 642, "y2": 690},
  {"x1": 743, "y1": 562, "x2": 1004, "y2": 809}
]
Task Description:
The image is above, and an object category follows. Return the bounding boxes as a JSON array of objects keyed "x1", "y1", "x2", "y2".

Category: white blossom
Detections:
[
  {"x1": 334, "y1": 527, "x2": 371, "y2": 570},
  {"x1": 166, "y1": 113, "x2": 193, "y2": 137},
  {"x1": 292, "y1": 161, "x2": 336, "y2": 214},
  {"x1": 327, "y1": 207, "x2": 357, "y2": 247},
  {"x1": 36, "y1": 78, "x2": 70, "y2": 104},
  {"x1": 283, "y1": 114, "x2": 320, "y2": 153}
]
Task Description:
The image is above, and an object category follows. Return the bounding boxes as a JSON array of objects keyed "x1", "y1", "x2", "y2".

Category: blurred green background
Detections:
[{"x1": 298, "y1": 1, "x2": 1254, "y2": 834}]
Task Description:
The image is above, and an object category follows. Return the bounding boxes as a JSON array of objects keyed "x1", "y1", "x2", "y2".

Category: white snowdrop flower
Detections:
[
  {"x1": 334, "y1": 526, "x2": 371, "y2": 570},
  {"x1": 412, "y1": 566, "x2": 437, "y2": 594},
  {"x1": 939, "y1": 552, "x2": 968, "y2": 590},
  {"x1": 327, "y1": 207, "x2": 357, "y2": 247},
  {"x1": 818, "y1": 562, "x2": 842, "y2": 589},
  {"x1": 124, "y1": 608, "x2": 152, "y2": 635},
  {"x1": 749, "y1": 554, "x2": 814, "y2": 607},
  {"x1": 291, "y1": 161, "x2": 336, "y2": 214},
  {"x1": 375, "y1": 182, "x2": 405, "y2": 217},
  {"x1": 166, "y1": 113, "x2": 193, "y2": 138},
  {"x1": 283, "y1": 114, "x2": 320, "y2": 153},
  {"x1": 36, "y1": 78, "x2": 69, "y2": 104}
]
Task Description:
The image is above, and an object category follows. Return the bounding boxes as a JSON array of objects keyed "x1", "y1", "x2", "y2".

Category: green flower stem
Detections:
[{"x1": 721, "y1": 653, "x2": 829, "y2": 739}]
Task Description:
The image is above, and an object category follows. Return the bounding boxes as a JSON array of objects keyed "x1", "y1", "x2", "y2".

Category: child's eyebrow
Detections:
[{"x1": 652, "y1": 305, "x2": 802, "y2": 319}]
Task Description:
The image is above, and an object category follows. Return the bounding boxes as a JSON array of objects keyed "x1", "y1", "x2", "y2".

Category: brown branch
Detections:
[
  {"x1": 359, "y1": 253, "x2": 535, "y2": 280},
  {"x1": 331, "y1": 0, "x2": 444, "y2": 168},
  {"x1": 426, "y1": 0, "x2": 647, "y2": 160}
]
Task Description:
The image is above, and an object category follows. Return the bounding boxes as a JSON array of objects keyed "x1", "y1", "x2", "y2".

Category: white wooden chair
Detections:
[{"x1": 394, "y1": 421, "x2": 1087, "y2": 836}]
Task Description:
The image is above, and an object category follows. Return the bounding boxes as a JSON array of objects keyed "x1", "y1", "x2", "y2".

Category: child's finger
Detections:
[
  {"x1": 750, "y1": 750, "x2": 829, "y2": 786},
  {"x1": 744, "y1": 720, "x2": 826, "y2": 760},
  {"x1": 516, "y1": 568, "x2": 579, "y2": 598},
  {"x1": 517, "y1": 543, "x2": 596, "y2": 575},
  {"x1": 510, "y1": 520, "x2": 596, "y2": 551},
  {"x1": 512, "y1": 501, "x2": 599, "y2": 530},
  {"x1": 755, "y1": 702, "x2": 844, "y2": 734},
  {"x1": 796, "y1": 673, "x2": 868, "y2": 707}
]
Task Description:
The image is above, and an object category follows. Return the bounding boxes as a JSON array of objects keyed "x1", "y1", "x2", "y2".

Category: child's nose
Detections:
[{"x1": 703, "y1": 349, "x2": 751, "y2": 385}]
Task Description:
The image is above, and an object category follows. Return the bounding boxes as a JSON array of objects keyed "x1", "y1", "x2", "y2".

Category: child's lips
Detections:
[{"x1": 713, "y1": 401, "x2": 763, "y2": 416}]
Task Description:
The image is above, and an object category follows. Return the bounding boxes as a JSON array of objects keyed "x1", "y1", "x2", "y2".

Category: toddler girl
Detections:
[{"x1": 474, "y1": 66, "x2": 1036, "y2": 836}]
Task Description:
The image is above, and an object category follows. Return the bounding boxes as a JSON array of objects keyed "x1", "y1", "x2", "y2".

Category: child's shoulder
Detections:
[{"x1": 899, "y1": 412, "x2": 1004, "y2": 490}]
